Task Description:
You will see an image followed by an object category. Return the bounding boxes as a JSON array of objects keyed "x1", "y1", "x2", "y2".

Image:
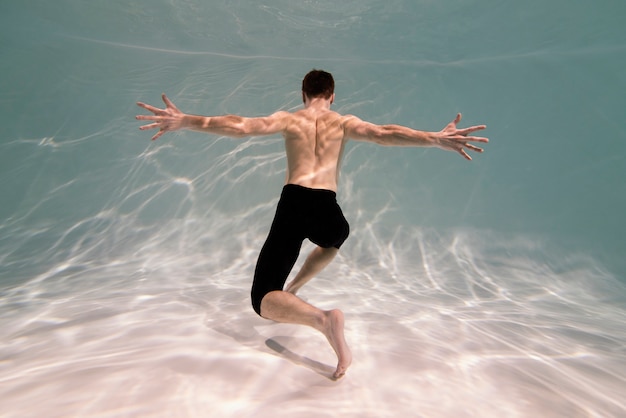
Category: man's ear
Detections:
[
  {"x1": 330, "y1": 93, "x2": 335, "y2": 104},
  {"x1": 302, "y1": 92, "x2": 306, "y2": 103}
]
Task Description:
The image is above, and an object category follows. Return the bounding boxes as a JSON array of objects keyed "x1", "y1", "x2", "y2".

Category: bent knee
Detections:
[{"x1": 251, "y1": 283, "x2": 278, "y2": 317}]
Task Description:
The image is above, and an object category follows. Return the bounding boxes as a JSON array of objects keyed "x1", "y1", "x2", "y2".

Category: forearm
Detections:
[
  {"x1": 372, "y1": 125, "x2": 438, "y2": 147},
  {"x1": 182, "y1": 114, "x2": 249, "y2": 138}
]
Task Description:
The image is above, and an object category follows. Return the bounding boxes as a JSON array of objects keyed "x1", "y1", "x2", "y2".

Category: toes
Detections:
[{"x1": 332, "y1": 370, "x2": 346, "y2": 380}]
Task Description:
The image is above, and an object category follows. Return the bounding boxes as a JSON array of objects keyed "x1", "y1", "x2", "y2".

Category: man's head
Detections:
[{"x1": 302, "y1": 69, "x2": 335, "y2": 103}]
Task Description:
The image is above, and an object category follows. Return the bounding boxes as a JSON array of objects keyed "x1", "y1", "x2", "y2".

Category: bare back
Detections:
[{"x1": 281, "y1": 108, "x2": 348, "y2": 191}]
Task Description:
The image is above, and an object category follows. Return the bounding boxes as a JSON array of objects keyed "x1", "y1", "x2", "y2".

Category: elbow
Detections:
[
  {"x1": 222, "y1": 122, "x2": 250, "y2": 138},
  {"x1": 233, "y1": 127, "x2": 250, "y2": 138},
  {"x1": 226, "y1": 118, "x2": 250, "y2": 137},
  {"x1": 208, "y1": 115, "x2": 250, "y2": 137}
]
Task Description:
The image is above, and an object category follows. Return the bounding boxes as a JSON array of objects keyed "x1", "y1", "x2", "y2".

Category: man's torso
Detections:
[{"x1": 280, "y1": 108, "x2": 349, "y2": 192}]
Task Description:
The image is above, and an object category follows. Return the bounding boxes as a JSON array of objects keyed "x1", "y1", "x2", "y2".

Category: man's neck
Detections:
[{"x1": 303, "y1": 95, "x2": 333, "y2": 111}]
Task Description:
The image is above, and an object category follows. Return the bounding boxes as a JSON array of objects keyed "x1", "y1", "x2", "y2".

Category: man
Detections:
[{"x1": 136, "y1": 69, "x2": 488, "y2": 379}]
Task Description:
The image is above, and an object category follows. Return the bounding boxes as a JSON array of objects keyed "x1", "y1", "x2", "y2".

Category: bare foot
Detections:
[{"x1": 323, "y1": 309, "x2": 352, "y2": 379}]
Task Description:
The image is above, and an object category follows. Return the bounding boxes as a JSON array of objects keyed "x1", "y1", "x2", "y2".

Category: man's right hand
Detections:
[{"x1": 435, "y1": 113, "x2": 488, "y2": 161}]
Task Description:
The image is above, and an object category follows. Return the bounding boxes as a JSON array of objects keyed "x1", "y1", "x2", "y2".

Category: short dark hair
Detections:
[{"x1": 302, "y1": 69, "x2": 334, "y2": 99}]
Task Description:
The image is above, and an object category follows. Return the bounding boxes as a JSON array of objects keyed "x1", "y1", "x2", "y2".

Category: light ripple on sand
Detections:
[{"x1": 1, "y1": 222, "x2": 625, "y2": 417}]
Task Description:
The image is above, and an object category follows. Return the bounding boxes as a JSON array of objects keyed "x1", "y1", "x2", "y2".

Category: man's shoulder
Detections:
[
  {"x1": 269, "y1": 110, "x2": 293, "y2": 119},
  {"x1": 339, "y1": 114, "x2": 364, "y2": 128}
]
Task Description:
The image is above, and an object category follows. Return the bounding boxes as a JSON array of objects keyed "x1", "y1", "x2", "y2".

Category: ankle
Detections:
[{"x1": 313, "y1": 310, "x2": 331, "y2": 331}]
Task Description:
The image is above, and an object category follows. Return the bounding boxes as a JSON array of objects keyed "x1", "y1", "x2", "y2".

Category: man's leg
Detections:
[
  {"x1": 260, "y1": 290, "x2": 351, "y2": 379},
  {"x1": 284, "y1": 246, "x2": 338, "y2": 295}
]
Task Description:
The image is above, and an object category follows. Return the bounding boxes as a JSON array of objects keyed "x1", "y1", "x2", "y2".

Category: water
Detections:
[{"x1": 1, "y1": 1, "x2": 625, "y2": 417}]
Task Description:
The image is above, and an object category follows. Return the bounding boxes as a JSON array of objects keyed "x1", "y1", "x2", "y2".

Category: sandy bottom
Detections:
[{"x1": 1, "y1": 229, "x2": 625, "y2": 418}]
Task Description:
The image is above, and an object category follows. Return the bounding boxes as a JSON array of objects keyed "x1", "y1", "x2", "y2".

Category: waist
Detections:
[
  {"x1": 282, "y1": 183, "x2": 337, "y2": 199},
  {"x1": 284, "y1": 173, "x2": 337, "y2": 193}
]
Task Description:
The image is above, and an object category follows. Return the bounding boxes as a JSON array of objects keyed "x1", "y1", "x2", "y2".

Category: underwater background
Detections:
[{"x1": 1, "y1": 1, "x2": 625, "y2": 417}]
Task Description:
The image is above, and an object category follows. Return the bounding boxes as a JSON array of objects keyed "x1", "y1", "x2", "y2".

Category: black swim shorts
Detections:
[{"x1": 250, "y1": 184, "x2": 350, "y2": 315}]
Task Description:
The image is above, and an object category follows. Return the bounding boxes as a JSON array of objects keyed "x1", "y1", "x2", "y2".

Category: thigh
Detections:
[
  {"x1": 254, "y1": 231, "x2": 302, "y2": 288},
  {"x1": 251, "y1": 231, "x2": 303, "y2": 313},
  {"x1": 251, "y1": 202, "x2": 304, "y2": 313}
]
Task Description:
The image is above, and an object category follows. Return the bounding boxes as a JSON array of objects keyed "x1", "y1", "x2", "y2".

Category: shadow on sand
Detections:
[{"x1": 209, "y1": 320, "x2": 336, "y2": 380}]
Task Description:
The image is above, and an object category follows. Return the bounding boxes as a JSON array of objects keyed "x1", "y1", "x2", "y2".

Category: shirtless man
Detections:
[{"x1": 136, "y1": 69, "x2": 488, "y2": 379}]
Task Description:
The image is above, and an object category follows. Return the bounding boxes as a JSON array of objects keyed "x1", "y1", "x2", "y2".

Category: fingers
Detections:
[
  {"x1": 465, "y1": 143, "x2": 484, "y2": 153},
  {"x1": 444, "y1": 114, "x2": 487, "y2": 160},
  {"x1": 136, "y1": 96, "x2": 175, "y2": 141},
  {"x1": 135, "y1": 114, "x2": 160, "y2": 121},
  {"x1": 466, "y1": 135, "x2": 489, "y2": 143},
  {"x1": 136, "y1": 115, "x2": 163, "y2": 133},
  {"x1": 138, "y1": 122, "x2": 160, "y2": 131},
  {"x1": 151, "y1": 130, "x2": 164, "y2": 141},
  {"x1": 457, "y1": 125, "x2": 487, "y2": 136},
  {"x1": 136, "y1": 101, "x2": 162, "y2": 114},
  {"x1": 459, "y1": 149, "x2": 472, "y2": 161},
  {"x1": 161, "y1": 94, "x2": 178, "y2": 110},
  {"x1": 458, "y1": 141, "x2": 485, "y2": 161},
  {"x1": 445, "y1": 113, "x2": 462, "y2": 130}
]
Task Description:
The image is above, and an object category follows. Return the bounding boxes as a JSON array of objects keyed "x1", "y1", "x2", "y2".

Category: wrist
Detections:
[
  {"x1": 182, "y1": 114, "x2": 201, "y2": 130},
  {"x1": 429, "y1": 132, "x2": 442, "y2": 147}
]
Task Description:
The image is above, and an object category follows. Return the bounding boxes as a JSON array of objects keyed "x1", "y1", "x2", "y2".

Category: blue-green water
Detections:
[{"x1": 1, "y1": 1, "x2": 625, "y2": 417}]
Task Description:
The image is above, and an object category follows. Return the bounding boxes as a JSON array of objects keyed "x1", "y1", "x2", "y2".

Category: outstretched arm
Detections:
[
  {"x1": 344, "y1": 113, "x2": 488, "y2": 160},
  {"x1": 136, "y1": 94, "x2": 288, "y2": 141}
]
